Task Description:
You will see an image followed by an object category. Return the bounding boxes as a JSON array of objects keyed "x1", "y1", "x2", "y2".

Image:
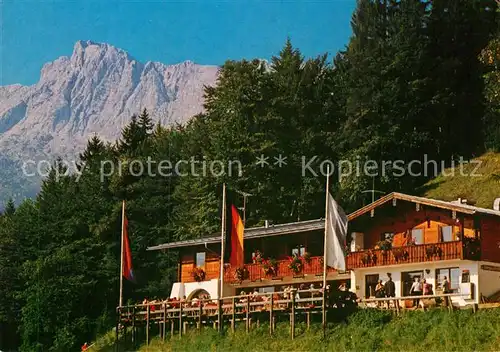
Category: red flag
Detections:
[
  {"x1": 122, "y1": 216, "x2": 135, "y2": 283},
  {"x1": 228, "y1": 204, "x2": 244, "y2": 267}
]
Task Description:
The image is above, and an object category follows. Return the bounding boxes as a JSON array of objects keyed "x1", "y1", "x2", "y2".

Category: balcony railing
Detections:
[
  {"x1": 346, "y1": 241, "x2": 464, "y2": 269},
  {"x1": 224, "y1": 256, "x2": 336, "y2": 284}
]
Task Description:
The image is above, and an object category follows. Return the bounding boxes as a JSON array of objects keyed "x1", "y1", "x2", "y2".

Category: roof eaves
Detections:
[
  {"x1": 347, "y1": 192, "x2": 500, "y2": 222},
  {"x1": 147, "y1": 219, "x2": 325, "y2": 251}
]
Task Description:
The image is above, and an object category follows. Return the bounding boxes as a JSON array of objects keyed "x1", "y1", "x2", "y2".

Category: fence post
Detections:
[
  {"x1": 246, "y1": 296, "x2": 250, "y2": 333},
  {"x1": 232, "y1": 297, "x2": 236, "y2": 333},
  {"x1": 163, "y1": 304, "x2": 167, "y2": 341},
  {"x1": 179, "y1": 301, "x2": 183, "y2": 337},
  {"x1": 115, "y1": 307, "x2": 120, "y2": 352},
  {"x1": 218, "y1": 298, "x2": 223, "y2": 334},
  {"x1": 198, "y1": 302, "x2": 203, "y2": 331},
  {"x1": 132, "y1": 306, "x2": 136, "y2": 345},
  {"x1": 291, "y1": 289, "x2": 296, "y2": 340},
  {"x1": 322, "y1": 288, "x2": 327, "y2": 338},
  {"x1": 146, "y1": 304, "x2": 150, "y2": 345},
  {"x1": 269, "y1": 294, "x2": 274, "y2": 335}
]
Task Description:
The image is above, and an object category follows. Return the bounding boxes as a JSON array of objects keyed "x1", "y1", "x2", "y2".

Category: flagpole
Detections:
[
  {"x1": 322, "y1": 165, "x2": 330, "y2": 290},
  {"x1": 119, "y1": 200, "x2": 125, "y2": 308},
  {"x1": 322, "y1": 165, "x2": 330, "y2": 334},
  {"x1": 219, "y1": 183, "x2": 226, "y2": 299}
]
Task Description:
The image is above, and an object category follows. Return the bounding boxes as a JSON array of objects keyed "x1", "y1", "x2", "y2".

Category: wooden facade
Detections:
[
  {"x1": 346, "y1": 194, "x2": 500, "y2": 269},
  {"x1": 480, "y1": 216, "x2": 500, "y2": 263},
  {"x1": 346, "y1": 241, "x2": 464, "y2": 269},
  {"x1": 147, "y1": 192, "x2": 500, "y2": 300},
  {"x1": 177, "y1": 230, "x2": 338, "y2": 285}
]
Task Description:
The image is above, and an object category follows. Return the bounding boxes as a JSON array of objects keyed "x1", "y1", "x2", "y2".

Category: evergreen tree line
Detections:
[{"x1": 1, "y1": 0, "x2": 500, "y2": 350}]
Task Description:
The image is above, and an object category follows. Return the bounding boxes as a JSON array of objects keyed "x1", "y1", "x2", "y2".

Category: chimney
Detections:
[
  {"x1": 451, "y1": 198, "x2": 469, "y2": 205},
  {"x1": 265, "y1": 220, "x2": 269, "y2": 228},
  {"x1": 494, "y1": 198, "x2": 500, "y2": 211}
]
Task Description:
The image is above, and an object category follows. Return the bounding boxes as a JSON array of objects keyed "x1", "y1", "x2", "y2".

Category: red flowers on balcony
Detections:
[
  {"x1": 288, "y1": 254, "x2": 304, "y2": 274},
  {"x1": 252, "y1": 250, "x2": 264, "y2": 264},
  {"x1": 191, "y1": 267, "x2": 206, "y2": 282},
  {"x1": 262, "y1": 258, "x2": 278, "y2": 277},
  {"x1": 234, "y1": 266, "x2": 250, "y2": 282}
]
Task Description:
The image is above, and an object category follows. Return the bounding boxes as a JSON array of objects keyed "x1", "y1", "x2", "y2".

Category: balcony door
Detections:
[
  {"x1": 402, "y1": 270, "x2": 423, "y2": 296},
  {"x1": 365, "y1": 274, "x2": 379, "y2": 298},
  {"x1": 411, "y1": 229, "x2": 424, "y2": 245}
]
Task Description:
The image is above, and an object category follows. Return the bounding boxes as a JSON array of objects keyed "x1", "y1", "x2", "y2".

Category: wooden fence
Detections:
[
  {"x1": 115, "y1": 290, "x2": 476, "y2": 347},
  {"x1": 116, "y1": 288, "x2": 333, "y2": 346},
  {"x1": 358, "y1": 292, "x2": 470, "y2": 313}
]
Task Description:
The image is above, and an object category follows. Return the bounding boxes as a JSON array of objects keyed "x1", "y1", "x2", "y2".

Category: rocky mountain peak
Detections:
[{"x1": 0, "y1": 41, "x2": 219, "y2": 204}]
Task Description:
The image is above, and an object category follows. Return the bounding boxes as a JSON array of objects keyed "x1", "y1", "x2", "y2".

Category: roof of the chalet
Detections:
[
  {"x1": 147, "y1": 192, "x2": 500, "y2": 251},
  {"x1": 147, "y1": 219, "x2": 324, "y2": 251},
  {"x1": 348, "y1": 192, "x2": 500, "y2": 221}
]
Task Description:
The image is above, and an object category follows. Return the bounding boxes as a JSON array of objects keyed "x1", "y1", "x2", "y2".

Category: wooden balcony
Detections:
[
  {"x1": 224, "y1": 256, "x2": 336, "y2": 284},
  {"x1": 346, "y1": 241, "x2": 464, "y2": 269}
]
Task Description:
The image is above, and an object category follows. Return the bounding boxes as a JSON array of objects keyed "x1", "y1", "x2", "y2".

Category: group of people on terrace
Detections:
[
  {"x1": 133, "y1": 281, "x2": 358, "y2": 313},
  {"x1": 236, "y1": 282, "x2": 329, "y2": 306},
  {"x1": 372, "y1": 273, "x2": 452, "y2": 308}
]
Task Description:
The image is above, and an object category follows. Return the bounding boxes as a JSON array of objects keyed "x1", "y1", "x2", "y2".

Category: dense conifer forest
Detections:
[{"x1": 2, "y1": 0, "x2": 500, "y2": 350}]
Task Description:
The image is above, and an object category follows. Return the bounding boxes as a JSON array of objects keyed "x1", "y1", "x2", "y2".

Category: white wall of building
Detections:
[
  {"x1": 170, "y1": 279, "x2": 220, "y2": 300},
  {"x1": 350, "y1": 260, "x2": 480, "y2": 306}
]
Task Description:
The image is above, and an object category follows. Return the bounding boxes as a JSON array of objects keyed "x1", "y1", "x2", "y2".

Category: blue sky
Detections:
[{"x1": 1, "y1": 1, "x2": 356, "y2": 86}]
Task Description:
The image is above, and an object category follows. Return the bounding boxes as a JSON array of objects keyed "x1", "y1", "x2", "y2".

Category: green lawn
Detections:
[
  {"x1": 422, "y1": 152, "x2": 500, "y2": 208},
  {"x1": 93, "y1": 308, "x2": 500, "y2": 352}
]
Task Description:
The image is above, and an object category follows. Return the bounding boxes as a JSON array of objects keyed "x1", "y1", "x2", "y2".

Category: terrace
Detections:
[
  {"x1": 223, "y1": 255, "x2": 337, "y2": 284},
  {"x1": 187, "y1": 255, "x2": 338, "y2": 285},
  {"x1": 346, "y1": 240, "x2": 465, "y2": 269}
]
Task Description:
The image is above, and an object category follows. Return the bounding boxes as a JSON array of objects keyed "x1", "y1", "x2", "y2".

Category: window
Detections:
[
  {"x1": 436, "y1": 267, "x2": 460, "y2": 293},
  {"x1": 195, "y1": 252, "x2": 206, "y2": 267},
  {"x1": 292, "y1": 245, "x2": 306, "y2": 257},
  {"x1": 441, "y1": 226, "x2": 453, "y2": 242},
  {"x1": 381, "y1": 232, "x2": 394, "y2": 241},
  {"x1": 411, "y1": 228, "x2": 424, "y2": 244},
  {"x1": 462, "y1": 270, "x2": 470, "y2": 283},
  {"x1": 402, "y1": 271, "x2": 423, "y2": 296}
]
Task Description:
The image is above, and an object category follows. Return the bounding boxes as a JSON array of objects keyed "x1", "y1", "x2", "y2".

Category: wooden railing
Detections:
[
  {"x1": 223, "y1": 256, "x2": 336, "y2": 284},
  {"x1": 346, "y1": 241, "x2": 463, "y2": 269},
  {"x1": 116, "y1": 288, "x2": 335, "y2": 345},
  {"x1": 115, "y1": 289, "x2": 476, "y2": 348}
]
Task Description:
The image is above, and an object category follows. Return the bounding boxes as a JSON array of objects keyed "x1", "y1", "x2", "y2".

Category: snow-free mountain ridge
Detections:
[{"x1": 0, "y1": 40, "x2": 219, "y2": 204}]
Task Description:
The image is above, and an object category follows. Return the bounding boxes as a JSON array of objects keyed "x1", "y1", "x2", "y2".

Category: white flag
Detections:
[{"x1": 325, "y1": 193, "x2": 348, "y2": 271}]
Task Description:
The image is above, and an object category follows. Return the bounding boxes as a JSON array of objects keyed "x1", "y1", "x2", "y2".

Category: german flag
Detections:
[{"x1": 224, "y1": 192, "x2": 244, "y2": 267}]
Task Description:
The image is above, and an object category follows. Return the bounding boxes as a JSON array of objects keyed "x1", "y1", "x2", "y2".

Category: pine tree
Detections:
[
  {"x1": 138, "y1": 108, "x2": 154, "y2": 138},
  {"x1": 80, "y1": 134, "x2": 106, "y2": 163},
  {"x1": 4, "y1": 199, "x2": 15, "y2": 216},
  {"x1": 117, "y1": 115, "x2": 144, "y2": 155}
]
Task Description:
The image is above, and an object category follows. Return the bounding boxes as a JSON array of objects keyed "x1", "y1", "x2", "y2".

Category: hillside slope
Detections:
[
  {"x1": 422, "y1": 152, "x2": 500, "y2": 208},
  {"x1": 93, "y1": 309, "x2": 500, "y2": 352}
]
